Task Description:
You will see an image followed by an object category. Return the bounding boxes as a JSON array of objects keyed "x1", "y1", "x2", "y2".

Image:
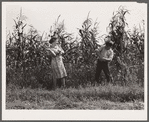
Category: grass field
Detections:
[{"x1": 6, "y1": 83, "x2": 144, "y2": 110}]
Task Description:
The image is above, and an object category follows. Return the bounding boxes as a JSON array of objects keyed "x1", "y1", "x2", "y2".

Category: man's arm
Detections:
[
  {"x1": 102, "y1": 50, "x2": 114, "y2": 62},
  {"x1": 95, "y1": 46, "x2": 104, "y2": 55}
]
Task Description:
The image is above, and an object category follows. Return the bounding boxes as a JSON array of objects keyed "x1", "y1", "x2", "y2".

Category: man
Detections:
[{"x1": 95, "y1": 40, "x2": 114, "y2": 84}]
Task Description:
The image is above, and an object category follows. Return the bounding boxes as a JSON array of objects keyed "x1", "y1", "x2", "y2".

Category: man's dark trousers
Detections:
[{"x1": 95, "y1": 59, "x2": 112, "y2": 83}]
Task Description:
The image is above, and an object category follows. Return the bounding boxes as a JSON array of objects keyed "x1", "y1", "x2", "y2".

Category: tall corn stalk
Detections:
[
  {"x1": 6, "y1": 9, "x2": 50, "y2": 87},
  {"x1": 107, "y1": 6, "x2": 130, "y2": 83},
  {"x1": 108, "y1": 6, "x2": 144, "y2": 85},
  {"x1": 9, "y1": 9, "x2": 27, "y2": 84},
  {"x1": 79, "y1": 13, "x2": 100, "y2": 65}
]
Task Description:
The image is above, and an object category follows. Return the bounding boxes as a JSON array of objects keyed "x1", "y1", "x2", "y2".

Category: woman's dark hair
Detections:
[
  {"x1": 49, "y1": 37, "x2": 57, "y2": 44},
  {"x1": 105, "y1": 41, "x2": 113, "y2": 47}
]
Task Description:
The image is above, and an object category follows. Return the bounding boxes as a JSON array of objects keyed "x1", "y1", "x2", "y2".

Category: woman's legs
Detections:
[
  {"x1": 52, "y1": 76, "x2": 56, "y2": 90},
  {"x1": 61, "y1": 77, "x2": 66, "y2": 88},
  {"x1": 57, "y1": 79, "x2": 61, "y2": 88},
  {"x1": 56, "y1": 77, "x2": 66, "y2": 88}
]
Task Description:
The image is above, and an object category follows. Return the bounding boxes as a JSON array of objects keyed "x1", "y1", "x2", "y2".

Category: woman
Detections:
[{"x1": 47, "y1": 36, "x2": 67, "y2": 89}]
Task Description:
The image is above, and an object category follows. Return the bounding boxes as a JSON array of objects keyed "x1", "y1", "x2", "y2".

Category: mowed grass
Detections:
[{"x1": 6, "y1": 83, "x2": 144, "y2": 110}]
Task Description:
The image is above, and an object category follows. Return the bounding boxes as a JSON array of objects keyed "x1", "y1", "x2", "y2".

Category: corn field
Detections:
[{"x1": 6, "y1": 6, "x2": 144, "y2": 89}]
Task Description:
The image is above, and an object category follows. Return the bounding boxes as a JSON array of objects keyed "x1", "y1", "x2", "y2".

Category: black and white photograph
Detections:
[{"x1": 2, "y1": 1, "x2": 148, "y2": 120}]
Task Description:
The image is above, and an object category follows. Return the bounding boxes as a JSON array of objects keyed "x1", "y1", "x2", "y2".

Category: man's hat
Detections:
[{"x1": 49, "y1": 37, "x2": 57, "y2": 44}]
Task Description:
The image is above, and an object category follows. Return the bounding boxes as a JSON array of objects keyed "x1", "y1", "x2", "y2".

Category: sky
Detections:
[{"x1": 4, "y1": 2, "x2": 147, "y2": 38}]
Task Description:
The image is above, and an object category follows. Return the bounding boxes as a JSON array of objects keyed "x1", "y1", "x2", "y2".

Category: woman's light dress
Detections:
[{"x1": 48, "y1": 45, "x2": 67, "y2": 79}]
